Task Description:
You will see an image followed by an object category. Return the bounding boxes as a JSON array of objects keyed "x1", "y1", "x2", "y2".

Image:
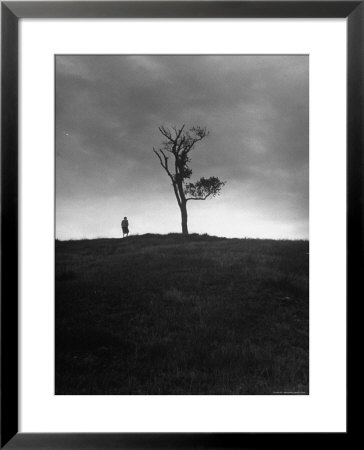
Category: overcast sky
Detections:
[{"x1": 56, "y1": 55, "x2": 308, "y2": 240}]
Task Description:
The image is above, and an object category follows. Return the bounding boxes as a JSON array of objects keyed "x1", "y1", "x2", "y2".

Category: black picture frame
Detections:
[{"x1": 1, "y1": 1, "x2": 359, "y2": 448}]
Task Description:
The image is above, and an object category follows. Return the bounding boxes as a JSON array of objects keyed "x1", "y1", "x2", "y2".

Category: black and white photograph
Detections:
[{"x1": 55, "y1": 55, "x2": 309, "y2": 395}]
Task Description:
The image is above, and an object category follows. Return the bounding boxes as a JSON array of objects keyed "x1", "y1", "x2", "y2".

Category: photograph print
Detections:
[{"x1": 55, "y1": 55, "x2": 309, "y2": 395}]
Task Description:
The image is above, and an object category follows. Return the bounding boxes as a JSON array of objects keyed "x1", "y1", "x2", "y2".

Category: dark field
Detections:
[{"x1": 55, "y1": 234, "x2": 309, "y2": 395}]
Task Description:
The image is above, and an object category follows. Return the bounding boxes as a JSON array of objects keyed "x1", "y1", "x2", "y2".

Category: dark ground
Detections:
[{"x1": 55, "y1": 233, "x2": 309, "y2": 395}]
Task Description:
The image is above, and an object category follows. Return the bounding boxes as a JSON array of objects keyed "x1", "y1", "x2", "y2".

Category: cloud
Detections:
[{"x1": 56, "y1": 55, "x2": 308, "y2": 239}]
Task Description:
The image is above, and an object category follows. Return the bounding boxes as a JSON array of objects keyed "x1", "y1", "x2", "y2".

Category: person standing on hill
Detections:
[{"x1": 121, "y1": 217, "x2": 129, "y2": 237}]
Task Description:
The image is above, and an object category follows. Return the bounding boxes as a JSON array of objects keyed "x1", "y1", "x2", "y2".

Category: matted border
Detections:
[{"x1": 1, "y1": 1, "x2": 359, "y2": 448}]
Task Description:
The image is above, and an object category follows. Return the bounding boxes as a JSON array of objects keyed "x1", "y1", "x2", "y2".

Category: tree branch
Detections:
[
  {"x1": 158, "y1": 126, "x2": 174, "y2": 144},
  {"x1": 186, "y1": 192, "x2": 212, "y2": 201},
  {"x1": 183, "y1": 133, "x2": 206, "y2": 154},
  {"x1": 174, "y1": 125, "x2": 185, "y2": 154},
  {"x1": 153, "y1": 148, "x2": 181, "y2": 207},
  {"x1": 153, "y1": 148, "x2": 165, "y2": 168}
]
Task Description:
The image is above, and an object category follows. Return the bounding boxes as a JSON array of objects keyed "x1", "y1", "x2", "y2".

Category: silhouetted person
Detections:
[{"x1": 121, "y1": 217, "x2": 129, "y2": 237}]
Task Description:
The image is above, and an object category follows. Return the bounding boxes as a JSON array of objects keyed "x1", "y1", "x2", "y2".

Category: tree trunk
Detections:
[{"x1": 180, "y1": 201, "x2": 189, "y2": 235}]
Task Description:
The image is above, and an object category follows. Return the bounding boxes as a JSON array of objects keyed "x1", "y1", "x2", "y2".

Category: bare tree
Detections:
[{"x1": 153, "y1": 125, "x2": 226, "y2": 235}]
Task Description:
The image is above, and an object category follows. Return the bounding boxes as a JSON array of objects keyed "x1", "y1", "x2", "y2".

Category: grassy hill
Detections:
[{"x1": 55, "y1": 233, "x2": 309, "y2": 395}]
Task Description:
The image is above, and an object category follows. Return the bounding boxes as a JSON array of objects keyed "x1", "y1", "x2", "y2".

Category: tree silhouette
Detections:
[{"x1": 153, "y1": 125, "x2": 226, "y2": 235}]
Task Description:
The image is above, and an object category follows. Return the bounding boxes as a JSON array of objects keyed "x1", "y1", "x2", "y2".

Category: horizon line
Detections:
[{"x1": 55, "y1": 232, "x2": 309, "y2": 243}]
